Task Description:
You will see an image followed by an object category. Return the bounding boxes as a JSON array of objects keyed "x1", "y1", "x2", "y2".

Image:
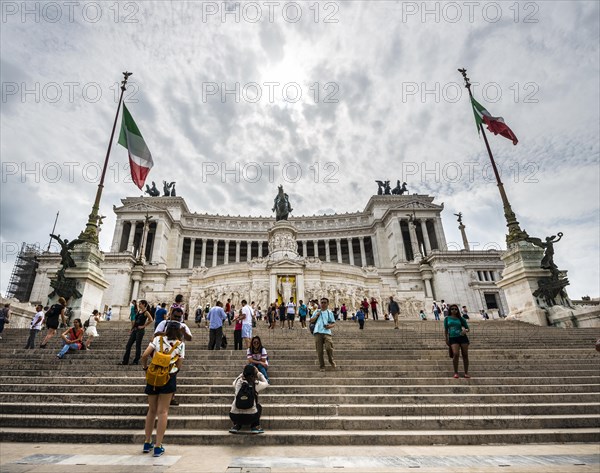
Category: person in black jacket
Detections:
[{"x1": 387, "y1": 296, "x2": 400, "y2": 330}]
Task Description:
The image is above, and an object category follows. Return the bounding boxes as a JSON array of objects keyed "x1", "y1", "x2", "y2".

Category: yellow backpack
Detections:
[{"x1": 146, "y1": 337, "x2": 180, "y2": 389}]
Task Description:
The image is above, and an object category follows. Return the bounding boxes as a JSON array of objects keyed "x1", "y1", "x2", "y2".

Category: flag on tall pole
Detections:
[
  {"x1": 470, "y1": 96, "x2": 519, "y2": 145},
  {"x1": 118, "y1": 104, "x2": 154, "y2": 189}
]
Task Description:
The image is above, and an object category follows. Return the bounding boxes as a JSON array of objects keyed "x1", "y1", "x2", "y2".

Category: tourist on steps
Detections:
[
  {"x1": 40, "y1": 297, "x2": 67, "y2": 348},
  {"x1": 141, "y1": 321, "x2": 185, "y2": 457},
  {"x1": 24, "y1": 305, "x2": 44, "y2": 349},
  {"x1": 310, "y1": 297, "x2": 336, "y2": 371},
  {"x1": 83, "y1": 309, "x2": 101, "y2": 349},
  {"x1": 387, "y1": 296, "x2": 400, "y2": 329},
  {"x1": 120, "y1": 300, "x2": 154, "y2": 365},
  {"x1": 247, "y1": 336, "x2": 269, "y2": 383},
  {"x1": 444, "y1": 304, "x2": 471, "y2": 379},
  {"x1": 207, "y1": 301, "x2": 228, "y2": 350},
  {"x1": 355, "y1": 306, "x2": 365, "y2": 329},
  {"x1": 56, "y1": 318, "x2": 84, "y2": 359},
  {"x1": 233, "y1": 309, "x2": 244, "y2": 349},
  {"x1": 229, "y1": 364, "x2": 268, "y2": 434}
]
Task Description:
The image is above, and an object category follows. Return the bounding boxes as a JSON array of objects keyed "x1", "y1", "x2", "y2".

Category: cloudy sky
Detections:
[{"x1": 1, "y1": 1, "x2": 598, "y2": 298}]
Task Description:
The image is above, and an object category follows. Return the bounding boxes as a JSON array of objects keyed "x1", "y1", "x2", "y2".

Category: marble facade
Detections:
[{"x1": 30, "y1": 194, "x2": 508, "y2": 319}]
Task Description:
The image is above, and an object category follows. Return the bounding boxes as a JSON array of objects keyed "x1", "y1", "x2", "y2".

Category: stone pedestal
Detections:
[
  {"x1": 60, "y1": 243, "x2": 109, "y2": 319},
  {"x1": 268, "y1": 221, "x2": 300, "y2": 261},
  {"x1": 496, "y1": 242, "x2": 550, "y2": 325}
]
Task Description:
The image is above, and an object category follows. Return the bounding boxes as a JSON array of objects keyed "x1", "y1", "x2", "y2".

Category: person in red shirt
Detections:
[
  {"x1": 370, "y1": 297, "x2": 379, "y2": 320},
  {"x1": 361, "y1": 298, "x2": 370, "y2": 319}
]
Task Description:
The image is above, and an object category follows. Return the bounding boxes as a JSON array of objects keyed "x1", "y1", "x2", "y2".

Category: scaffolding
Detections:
[{"x1": 5, "y1": 243, "x2": 41, "y2": 302}]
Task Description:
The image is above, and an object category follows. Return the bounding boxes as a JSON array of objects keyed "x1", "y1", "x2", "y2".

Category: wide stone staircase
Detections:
[{"x1": 0, "y1": 319, "x2": 599, "y2": 445}]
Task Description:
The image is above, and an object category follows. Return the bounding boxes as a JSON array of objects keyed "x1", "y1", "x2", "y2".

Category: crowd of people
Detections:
[{"x1": 8, "y1": 292, "x2": 488, "y2": 457}]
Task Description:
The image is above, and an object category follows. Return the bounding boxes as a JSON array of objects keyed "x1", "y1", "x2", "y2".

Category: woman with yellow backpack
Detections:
[{"x1": 140, "y1": 322, "x2": 185, "y2": 457}]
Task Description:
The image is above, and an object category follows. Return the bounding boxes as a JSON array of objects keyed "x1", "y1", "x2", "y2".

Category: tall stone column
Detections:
[
  {"x1": 152, "y1": 220, "x2": 166, "y2": 264},
  {"x1": 188, "y1": 238, "x2": 196, "y2": 268},
  {"x1": 246, "y1": 241, "x2": 251, "y2": 261},
  {"x1": 302, "y1": 241, "x2": 308, "y2": 257},
  {"x1": 127, "y1": 221, "x2": 136, "y2": 252},
  {"x1": 200, "y1": 238, "x2": 207, "y2": 266},
  {"x1": 392, "y1": 218, "x2": 405, "y2": 262},
  {"x1": 359, "y1": 236, "x2": 367, "y2": 266},
  {"x1": 408, "y1": 221, "x2": 422, "y2": 260},
  {"x1": 336, "y1": 238, "x2": 342, "y2": 263},
  {"x1": 111, "y1": 219, "x2": 124, "y2": 252},
  {"x1": 420, "y1": 219, "x2": 432, "y2": 255},
  {"x1": 212, "y1": 239, "x2": 218, "y2": 266},
  {"x1": 434, "y1": 217, "x2": 447, "y2": 250},
  {"x1": 235, "y1": 240, "x2": 241, "y2": 263},
  {"x1": 224, "y1": 240, "x2": 230, "y2": 264},
  {"x1": 325, "y1": 239, "x2": 331, "y2": 262},
  {"x1": 370, "y1": 236, "x2": 380, "y2": 267},
  {"x1": 459, "y1": 223, "x2": 470, "y2": 251},
  {"x1": 347, "y1": 238, "x2": 355, "y2": 266},
  {"x1": 258, "y1": 241, "x2": 263, "y2": 257},
  {"x1": 176, "y1": 235, "x2": 184, "y2": 269},
  {"x1": 313, "y1": 240, "x2": 319, "y2": 259}
]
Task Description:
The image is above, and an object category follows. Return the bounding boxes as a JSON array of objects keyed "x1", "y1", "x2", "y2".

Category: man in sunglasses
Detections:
[{"x1": 309, "y1": 297, "x2": 336, "y2": 372}]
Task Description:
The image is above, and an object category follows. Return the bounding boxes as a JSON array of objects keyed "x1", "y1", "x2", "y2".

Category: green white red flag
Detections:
[
  {"x1": 470, "y1": 96, "x2": 519, "y2": 145},
  {"x1": 118, "y1": 104, "x2": 154, "y2": 189}
]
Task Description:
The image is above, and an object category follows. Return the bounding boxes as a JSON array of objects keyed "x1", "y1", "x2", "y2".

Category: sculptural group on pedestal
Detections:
[{"x1": 375, "y1": 180, "x2": 408, "y2": 195}]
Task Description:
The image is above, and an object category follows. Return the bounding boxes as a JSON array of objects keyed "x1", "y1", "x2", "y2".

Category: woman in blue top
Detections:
[{"x1": 444, "y1": 304, "x2": 470, "y2": 379}]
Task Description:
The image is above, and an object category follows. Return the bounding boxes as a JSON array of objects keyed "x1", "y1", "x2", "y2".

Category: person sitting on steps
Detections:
[{"x1": 229, "y1": 364, "x2": 269, "y2": 434}]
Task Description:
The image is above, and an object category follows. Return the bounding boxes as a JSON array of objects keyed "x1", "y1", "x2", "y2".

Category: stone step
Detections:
[
  {"x1": 2, "y1": 383, "x2": 598, "y2": 395},
  {"x1": 2, "y1": 413, "x2": 599, "y2": 431},
  {"x1": 1, "y1": 427, "x2": 599, "y2": 446},
  {"x1": 4, "y1": 402, "x2": 598, "y2": 417},
  {"x1": 5, "y1": 368, "x2": 600, "y2": 378},
  {"x1": 2, "y1": 375, "x2": 599, "y2": 386},
  {"x1": 3, "y1": 392, "x2": 598, "y2": 405}
]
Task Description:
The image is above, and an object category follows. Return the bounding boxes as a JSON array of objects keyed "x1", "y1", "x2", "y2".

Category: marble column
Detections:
[
  {"x1": 434, "y1": 217, "x2": 447, "y2": 250},
  {"x1": 212, "y1": 239, "x2": 218, "y2": 267},
  {"x1": 370, "y1": 236, "x2": 380, "y2": 267},
  {"x1": 200, "y1": 238, "x2": 207, "y2": 267},
  {"x1": 302, "y1": 241, "x2": 308, "y2": 258},
  {"x1": 325, "y1": 239, "x2": 331, "y2": 262},
  {"x1": 235, "y1": 240, "x2": 241, "y2": 263},
  {"x1": 176, "y1": 235, "x2": 184, "y2": 269},
  {"x1": 313, "y1": 240, "x2": 319, "y2": 259},
  {"x1": 188, "y1": 238, "x2": 196, "y2": 268},
  {"x1": 336, "y1": 238, "x2": 342, "y2": 263},
  {"x1": 359, "y1": 237, "x2": 367, "y2": 266},
  {"x1": 392, "y1": 218, "x2": 405, "y2": 262},
  {"x1": 127, "y1": 221, "x2": 136, "y2": 252},
  {"x1": 408, "y1": 221, "x2": 422, "y2": 260},
  {"x1": 224, "y1": 240, "x2": 230, "y2": 264},
  {"x1": 247, "y1": 241, "x2": 251, "y2": 261},
  {"x1": 347, "y1": 238, "x2": 355, "y2": 266},
  {"x1": 420, "y1": 219, "x2": 432, "y2": 255},
  {"x1": 111, "y1": 219, "x2": 124, "y2": 252}
]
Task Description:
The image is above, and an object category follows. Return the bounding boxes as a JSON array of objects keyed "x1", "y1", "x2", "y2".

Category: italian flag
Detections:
[
  {"x1": 471, "y1": 96, "x2": 519, "y2": 145},
  {"x1": 118, "y1": 104, "x2": 154, "y2": 189}
]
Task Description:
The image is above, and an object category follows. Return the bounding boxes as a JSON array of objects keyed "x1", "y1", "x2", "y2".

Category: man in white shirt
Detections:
[
  {"x1": 286, "y1": 297, "x2": 296, "y2": 329},
  {"x1": 25, "y1": 305, "x2": 44, "y2": 349},
  {"x1": 241, "y1": 299, "x2": 254, "y2": 349},
  {"x1": 154, "y1": 308, "x2": 192, "y2": 341}
]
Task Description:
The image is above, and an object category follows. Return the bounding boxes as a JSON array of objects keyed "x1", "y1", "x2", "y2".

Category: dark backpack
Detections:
[{"x1": 235, "y1": 381, "x2": 255, "y2": 409}]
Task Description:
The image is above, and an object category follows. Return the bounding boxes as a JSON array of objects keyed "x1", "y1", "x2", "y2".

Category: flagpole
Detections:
[
  {"x1": 458, "y1": 68, "x2": 528, "y2": 246},
  {"x1": 46, "y1": 211, "x2": 59, "y2": 252},
  {"x1": 79, "y1": 71, "x2": 133, "y2": 245}
]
